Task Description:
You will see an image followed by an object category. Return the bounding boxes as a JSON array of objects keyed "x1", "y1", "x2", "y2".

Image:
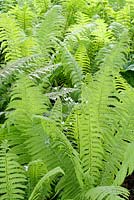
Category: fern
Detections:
[
  {"x1": 24, "y1": 117, "x2": 83, "y2": 199},
  {"x1": 85, "y1": 186, "x2": 129, "y2": 200},
  {"x1": 33, "y1": 0, "x2": 51, "y2": 16},
  {"x1": 35, "y1": 5, "x2": 65, "y2": 59},
  {"x1": 28, "y1": 165, "x2": 64, "y2": 200},
  {"x1": 26, "y1": 160, "x2": 49, "y2": 197},
  {"x1": 0, "y1": 0, "x2": 17, "y2": 12},
  {"x1": 114, "y1": 142, "x2": 134, "y2": 186},
  {"x1": 4, "y1": 75, "x2": 82, "y2": 199},
  {"x1": 9, "y1": 4, "x2": 34, "y2": 35},
  {"x1": 91, "y1": 19, "x2": 113, "y2": 45},
  {"x1": 49, "y1": 98, "x2": 63, "y2": 130},
  {"x1": 5, "y1": 76, "x2": 49, "y2": 164},
  {"x1": 0, "y1": 140, "x2": 26, "y2": 200},
  {"x1": 0, "y1": 14, "x2": 23, "y2": 62},
  {"x1": 0, "y1": 1, "x2": 134, "y2": 200},
  {"x1": 61, "y1": 46, "x2": 83, "y2": 88},
  {"x1": 75, "y1": 42, "x2": 91, "y2": 75},
  {"x1": 115, "y1": 4, "x2": 130, "y2": 27}
]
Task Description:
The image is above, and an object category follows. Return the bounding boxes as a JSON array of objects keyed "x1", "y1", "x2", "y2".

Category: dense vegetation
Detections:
[{"x1": 0, "y1": 0, "x2": 134, "y2": 199}]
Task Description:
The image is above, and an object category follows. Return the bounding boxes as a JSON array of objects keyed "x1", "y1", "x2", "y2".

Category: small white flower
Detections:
[{"x1": 24, "y1": 165, "x2": 28, "y2": 171}]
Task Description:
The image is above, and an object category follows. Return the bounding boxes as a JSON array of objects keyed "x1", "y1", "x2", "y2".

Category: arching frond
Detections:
[
  {"x1": 114, "y1": 142, "x2": 134, "y2": 186},
  {"x1": 28, "y1": 167, "x2": 64, "y2": 200},
  {"x1": 85, "y1": 186, "x2": 129, "y2": 200},
  {"x1": 0, "y1": 55, "x2": 38, "y2": 81},
  {"x1": 6, "y1": 75, "x2": 49, "y2": 120},
  {"x1": 26, "y1": 160, "x2": 48, "y2": 197},
  {"x1": 25, "y1": 117, "x2": 83, "y2": 200}
]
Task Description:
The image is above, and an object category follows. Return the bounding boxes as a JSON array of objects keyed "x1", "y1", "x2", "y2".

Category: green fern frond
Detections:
[
  {"x1": 109, "y1": 86, "x2": 134, "y2": 186},
  {"x1": 0, "y1": 0, "x2": 17, "y2": 13},
  {"x1": 0, "y1": 13, "x2": 23, "y2": 62},
  {"x1": 27, "y1": 160, "x2": 52, "y2": 199},
  {"x1": 109, "y1": 22, "x2": 127, "y2": 39},
  {"x1": 9, "y1": 4, "x2": 34, "y2": 35},
  {"x1": 5, "y1": 76, "x2": 49, "y2": 163},
  {"x1": 28, "y1": 167, "x2": 64, "y2": 200},
  {"x1": 75, "y1": 42, "x2": 90, "y2": 75},
  {"x1": 91, "y1": 19, "x2": 113, "y2": 45},
  {"x1": 115, "y1": 4, "x2": 130, "y2": 27},
  {"x1": 63, "y1": 105, "x2": 80, "y2": 150},
  {"x1": 49, "y1": 98, "x2": 63, "y2": 130},
  {"x1": 75, "y1": 11, "x2": 91, "y2": 25},
  {"x1": 114, "y1": 142, "x2": 134, "y2": 186},
  {"x1": 93, "y1": 32, "x2": 130, "y2": 186},
  {"x1": 97, "y1": 74, "x2": 131, "y2": 187},
  {"x1": 0, "y1": 140, "x2": 26, "y2": 200},
  {"x1": 78, "y1": 85, "x2": 104, "y2": 186},
  {"x1": 96, "y1": 31, "x2": 129, "y2": 73},
  {"x1": 24, "y1": 116, "x2": 83, "y2": 200},
  {"x1": 20, "y1": 36, "x2": 37, "y2": 57},
  {"x1": 85, "y1": 186, "x2": 129, "y2": 200},
  {"x1": 64, "y1": 22, "x2": 95, "y2": 52},
  {"x1": 0, "y1": 55, "x2": 39, "y2": 81},
  {"x1": 33, "y1": 0, "x2": 51, "y2": 16},
  {"x1": 61, "y1": 47, "x2": 83, "y2": 88},
  {"x1": 6, "y1": 75, "x2": 48, "y2": 120},
  {"x1": 60, "y1": 0, "x2": 89, "y2": 28},
  {"x1": 36, "y1": 5, "x2": 65, "y2": 59}
]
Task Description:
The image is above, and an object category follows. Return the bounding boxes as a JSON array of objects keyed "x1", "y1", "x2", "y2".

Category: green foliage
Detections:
[
  {"x1": 28, "y1": 166, "x2": 64, "y2": 200},
  {"x1": 0, "y1": 0, "x2": 134, "y2": 200},
  {"x1": 9, "y1": 4, "x2": 34, "y2": 35},
  {"x1": 0, "y1": 140, "x2": 26, "y2": 200},
  {"x1": 85, "y1": 186, "x2": 129, "y2": 200},
  {"x1": 36, "y1": 5, "x2": 65, "y2": 59},
  {"x1": 0, "y1": 14, "x2": 23, "y2": 62}
]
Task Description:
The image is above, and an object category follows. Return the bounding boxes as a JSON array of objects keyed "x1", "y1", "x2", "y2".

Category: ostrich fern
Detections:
[
  {"x1": 0, "y1": 140, "x2": 26, "y2": 200},
  {"x1": 0, "y1": 31, "x2": 133, "y2": 199},
  {"x1": 0, "y1": 0, "x2": 134, "y2": 200}
]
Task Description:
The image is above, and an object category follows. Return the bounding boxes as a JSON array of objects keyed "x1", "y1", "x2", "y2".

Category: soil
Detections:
[{"x1": 123, "y1": 173, "x2": 134, "y2": 200}]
